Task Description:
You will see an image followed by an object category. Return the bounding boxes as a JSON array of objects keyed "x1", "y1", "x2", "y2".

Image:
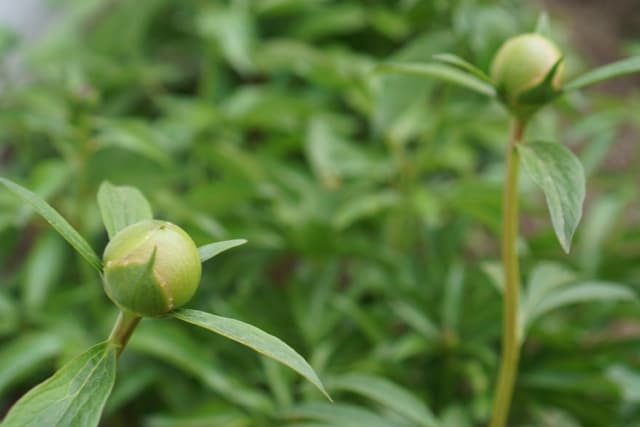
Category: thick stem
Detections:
[
  {"x1": 489, "y1": 119, "x2": 526, "y2": 427},
  {"x1": 108, "y1": 310, "x2": 141, "y2": 358}
]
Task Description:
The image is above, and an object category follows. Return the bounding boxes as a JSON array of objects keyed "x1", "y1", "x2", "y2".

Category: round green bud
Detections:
[
  {"x1": 490, "y1": 33, "x2": 563, "y2": 116},
  {"x1": 102, "y1": 220, "x2": 201, "y2": 317}
]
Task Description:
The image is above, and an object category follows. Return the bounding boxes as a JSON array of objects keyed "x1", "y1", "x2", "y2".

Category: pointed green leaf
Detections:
[
  {"x1": 1, "y1": 341, "x2": 117, "y2": 427},
  {"x1": 329, "y1": 374, "x2": 440, "y2": 427},
  {"x1": 172, "y1": 309, "x2": 330, "y2": 400},
  {"x1": 0, "y1": 177, "x2": 102, "y2": 272},
  {"x1": 0, "y1": 333, "x2": 62, "y2": 396},
  {"x1": 523, "y1": 262, "x2": 576, "y2": 317},
  {"x1": 526, "y1": 281, "x2": 635, "y2": 328},
  {"x1": 129, "y1": 321, "x2": 272, "y2": 412},
  {"x1": 284, "y1": 403, "x2": 406, "y2": 427},
  {"x1": 517, "y1": 142, "x2": 585, "y2": 253},
  {"x1": 535, "y1": 12, "x2": 550, "y2": 35},
  {"x1": 97, "y1": 181, "x2": 153, "y2": 239},
  {"x1": 432, "y1": 53, "x2": 493, "y2": 83},
  {"x1": 375, "y1": 62, "x2": 496, "y2": 97},
  {"x1": 23, "y1": 232, "x2": 66, "y2": 311},
  {"x1": 198, "y1": 239, "x2": 247, "y2": 263},
  {"x1": 564, "y1": 56, "x2": 640, "y2": 91}
]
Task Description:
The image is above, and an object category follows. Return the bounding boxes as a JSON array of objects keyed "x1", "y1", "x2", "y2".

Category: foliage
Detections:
[{"x1": 1, "y1": 1, "x2": 639, "y2": 426}]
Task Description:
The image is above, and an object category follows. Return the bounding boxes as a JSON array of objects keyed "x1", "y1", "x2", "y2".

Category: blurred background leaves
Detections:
[{"x1": 0, "y1": 0, "x2": 639, "y2": 426}]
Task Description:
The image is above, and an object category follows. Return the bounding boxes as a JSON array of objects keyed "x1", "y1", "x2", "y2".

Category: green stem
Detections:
[
  {"x1": 108, "y1": 310, "x2": 141, "y2": 358},
  {"x1": 489, "y1": 118, "x2": 526, "y2": 427}
]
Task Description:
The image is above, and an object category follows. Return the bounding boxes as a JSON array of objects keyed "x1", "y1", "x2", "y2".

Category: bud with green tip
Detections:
[
  {"x1": 491, "y1": 33, "x2": 564, "y2": 118},
  {"x1": 102, "y1": 219, "x2": 202, "y2": 317}
]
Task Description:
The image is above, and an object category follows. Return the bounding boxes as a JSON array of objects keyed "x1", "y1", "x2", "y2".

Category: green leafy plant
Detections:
[
  {"x1": 379, "y1": 22, "x2": 640, "y2": 427},
  {"x1": 0, "y1": 178, "x2": 328, "y2": 427},
  {"x1": 2, "y1": 2, "x2": 640, "y2": 426}
]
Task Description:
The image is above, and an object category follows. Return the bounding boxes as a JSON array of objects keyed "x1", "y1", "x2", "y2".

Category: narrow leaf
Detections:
[
  {"x1": 564, "y1": 56, "x2": 640, "y2": 91},
  {"x1": 535, "y1": 12, "x2": 550, "y2": 35},
  {"x1": 130, "y1": 321, "x2": 272, "y2": 412},
  {"x1": 23, "y1": 232, "x2": 66, "y2": 311},
  {"x1": 432, "y1": 53, "x2": 493, "y2": 83},
  {"x1": 198, "y1": 239, "x2": 247, "y2": 263},
  {"x1": 329, "y1": 374, "x2": 440, "y2": 427},
  {"x1": 375, "y1": 62, "x2": 496, "y2": 97},
  {"x1": 97, "y1": 181, "x2": 153, "y2": 239},
  {"x1": 517, "y1": 142, "x2": 586, "y2": 253},
  {"x1": 1, "y1": 341, "x2": 117, "y2": 427},
  {"x1": 527, "y1": 281, "x2": 635, "y2": 324},
  {"x1": 0, "y1": 333, "x2": 62, "y2": 396},
  {"x1": 284, "y1": 403, "x2": 406, "y2": 427},
  {"x1": 0, "y1": 177, "x2": 102, "y2": 272},
  {"x1": 172, "y1": 309, "x2": 330, "y2": 400},
  {"x1": 523, "y1": 262, "x2": 576, "y2": 322}
]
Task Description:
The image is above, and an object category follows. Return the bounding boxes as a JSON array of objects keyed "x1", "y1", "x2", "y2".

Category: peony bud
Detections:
[
  {"x1": 102, "y1": 220, "x2": 201, "y2": 317},
  {"x1": 490, "y1": 33, "x2": 563, "y2": 117}
]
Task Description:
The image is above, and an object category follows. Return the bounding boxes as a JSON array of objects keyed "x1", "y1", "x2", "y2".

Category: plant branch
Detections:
[
  {"x1": 489, "y1": 118, "x2": 526, "y2": 427},
  {"x1": 108, "y1": 310, "x2": 141, "y2": 358}
]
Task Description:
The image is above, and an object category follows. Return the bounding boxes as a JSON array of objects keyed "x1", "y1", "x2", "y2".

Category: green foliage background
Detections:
[{"x1": 1, "y1": 0, "x2": 639, "y2": 426}]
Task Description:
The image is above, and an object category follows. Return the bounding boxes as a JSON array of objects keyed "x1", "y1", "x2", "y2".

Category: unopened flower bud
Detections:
[
  {"x1": 103, "y1": 220, "x2": 201, "y2": 317},
  {"x1": 490, "y1": 33, "x2": 563, "y2": 117}
]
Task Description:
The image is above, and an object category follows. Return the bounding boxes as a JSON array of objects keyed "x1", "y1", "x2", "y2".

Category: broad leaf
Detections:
[
  {"x1": 172, "y1": 309, "x2": 330, "y2": 400},
  {"x1": 1, "y1": 341, "x2": 117, "y2": 427},
  {"x1": 564, "y1": 56, "x2": 640, "y2": 91},
  {"x1": 517, "y1": 142, "x2": 585, "y2": 253},
  {"x1": 97, "y1": 181, "x2": 153, "y2": 239},
  {"x1": 375, "y1": 62, "x2": 496, "y2": 97},
  {"x1": 329, "y1": 373, "x2": 439, "y2": 427},
  {"x1": 198, "y1": 239, "x2": 247, "y2": 263},
  {"x1": 0, "y1": 177, "x2": 102, "y2": 272},
  {"x1": 432, "y1": 53, "x2": 493, "y2": 83}
]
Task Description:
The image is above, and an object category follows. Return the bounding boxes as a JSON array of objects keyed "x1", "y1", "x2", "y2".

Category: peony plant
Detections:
[
  {"x1": 0, "y1": 179, "x2": 329, "y2": 427},
  {"x1": 379, "y1": 22, "x2": 640, "y2": 427}
]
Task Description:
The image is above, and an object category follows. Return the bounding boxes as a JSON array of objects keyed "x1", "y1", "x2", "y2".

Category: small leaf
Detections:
[
  {"x1": 284, "y1": 403, "x2": 406, "y2": 427},
  {"x1": 564, "y1": 56, "x2": 640, "y2": 91},
  {"x1": 0, "y1": 177, "x2": 102, "y2": 272},
  {"x1": 172, "y1": 309, "x2": 330, "y2": 401},
  {"x1": 517, "y1": 142, "x2": 586, "y2": 253},
  {"x1": 23, "y1": 232, "x2": 66, "y2": 312},
  {"x1": 1, "y1": 341, "x2": 117, "y2": 427},
  {"x1": 198, "y1": 239, "x2": 247, "y2": 263},
  {"x1": 526, "y1": 281, "x2": 635, "y2": 327},
  {"x1": 432, "y1": 53, "x2": 493, "y2": 83},
  {"x1": 97, "y1": 181, "x2": 153, "y2": 239},
  {"x1": 329, "y1": 374, "x2": 440, "y2": 427},
  {"x1": 333, "y1": 190, "x2": 400, "y2": 229},
  {"x1": 130, "y1": 321, "x2": 272, "y2": 412},
  {"x1": 93, "y1": 120, "x2": 172, "y2": 166},
  {"x1": 523, "y1": 262, "x2": 576, "y2": 318},
  {"x1": 0, "y1": 333, "x2": 62, "y2": 396},
  {"x1": 375, "y1": 62, "x2": 496, "y2": 97},
  {"x1": 535, "y1": 12, "x2": 550, "y2": 35}
]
